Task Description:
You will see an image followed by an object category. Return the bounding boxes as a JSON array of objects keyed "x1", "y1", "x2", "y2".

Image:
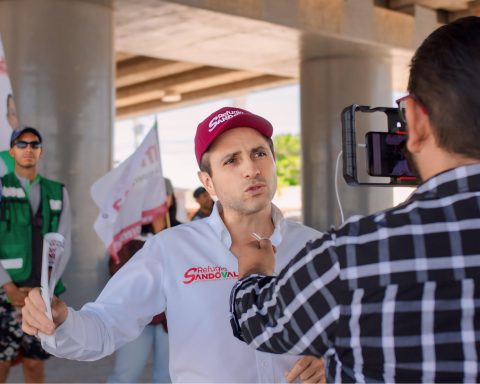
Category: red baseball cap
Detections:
[{"x1": 194, "y1": 107, "x2": 273, "y2": 166}]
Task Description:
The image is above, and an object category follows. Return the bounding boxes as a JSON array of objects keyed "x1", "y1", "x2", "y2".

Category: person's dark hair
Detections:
[
  {"x1": 408, "y1": 16, "x2": 480, "y2": 159},
  {"x1": 6, "y1": 93, "x2": 13, "y2": 109},
  {"x1": 193, "y1": 186, "x2": 207, "y2": 199},
  {"x1": 168, "y1": 194, "x2": 182, "y2": 226},
  {"x1": 199, "y1": 135, "x2": 275, "y2": 175},
  {"x1": 141, "y1": 194, "x2": 182, "y2": 234}
]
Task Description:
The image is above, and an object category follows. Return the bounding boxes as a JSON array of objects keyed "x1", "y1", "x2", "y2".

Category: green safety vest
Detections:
[
  {"x1": 0, "y1": 150, "x2": 15, "y2": 174},
  {"x1": 0, "y1": 172, "x2": 65, "y2": 294}
]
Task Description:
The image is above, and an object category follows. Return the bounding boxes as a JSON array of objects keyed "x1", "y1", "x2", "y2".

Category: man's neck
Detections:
[
  {"x1": 221, "y1": 204, "x2": 275, "y2": 248},
  {"x1": 417, "y1": 146, "x2": 480, "y2": 181},
  {"x1": 15, "y1": 165, "x2": 38, "y2": 182},
  {"x1": 199, "y1": 206, "x2": 211, "y2": 215}
]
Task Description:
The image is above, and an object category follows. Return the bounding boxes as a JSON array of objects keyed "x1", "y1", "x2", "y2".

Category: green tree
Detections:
[{"x1": 273, "y1": 134, "x2": 301, "y2": 189}]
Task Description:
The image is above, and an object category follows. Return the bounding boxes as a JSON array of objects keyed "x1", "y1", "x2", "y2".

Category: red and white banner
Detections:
[
  {"x1": 91, "y1": 125, "x2": 167, "y2": 262},
  {"x1": 0, "y1": 34, "x2": 16, "y2": 152}
]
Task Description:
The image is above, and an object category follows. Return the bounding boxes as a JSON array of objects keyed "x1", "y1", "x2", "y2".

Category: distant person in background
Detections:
[
  {"x1": 6, "y1": 94, "x2": 19, "y2": 131},
  {"x1": 0, "y1": 126, "x2": 71, "y2": 383},
  {"x1": 107, "y1": 178, "x2": 178, "y2": 383},
  {"x1": 0, "y1": 94, "x2": 20, "y2": 176},
  {"x1": 190, "y1": 186, "x2": 213, "y2": 221}
]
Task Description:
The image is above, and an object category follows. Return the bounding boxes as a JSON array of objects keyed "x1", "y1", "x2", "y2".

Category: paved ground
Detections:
[{"x1": 7, "y1": 353, "x2": 153, "y2": 383}]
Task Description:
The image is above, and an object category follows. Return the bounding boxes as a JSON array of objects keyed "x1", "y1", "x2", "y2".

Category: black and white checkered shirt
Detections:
[{"x1": 231, "y1": 163, "x2": 480, "y2": 383}]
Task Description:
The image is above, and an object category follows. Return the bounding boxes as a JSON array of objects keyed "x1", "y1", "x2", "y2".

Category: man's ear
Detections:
[
  {"x1": 406, "y1": 98, "x2": 431, "y2": 154},
  {"x1": 197, "y1": 170, "x2": 216, "y2": 197}
]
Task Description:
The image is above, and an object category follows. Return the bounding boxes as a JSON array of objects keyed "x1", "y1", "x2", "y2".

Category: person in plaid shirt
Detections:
[{"x1": 230, "y1": 16, "x2": 480, "y2": 383}]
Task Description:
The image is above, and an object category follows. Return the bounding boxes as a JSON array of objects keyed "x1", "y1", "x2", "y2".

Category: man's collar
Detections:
[
  {"x1": 14, "y1": 171, "x2": 40, "y2": 186},
  {"x1": 411, "y1": 163, "x2": 480, "y2": 199},
  {"x1": 206, "y1": 201, "x2": 285, "y2": 248}
]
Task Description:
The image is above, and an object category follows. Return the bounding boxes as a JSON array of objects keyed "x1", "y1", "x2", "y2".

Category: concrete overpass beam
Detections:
[
  {"x1": 301, "y1": 53, "x2": 395, "y2": 231},
  {"x1": 0, "y1": 0, "x2": 114, "y2": 307}
]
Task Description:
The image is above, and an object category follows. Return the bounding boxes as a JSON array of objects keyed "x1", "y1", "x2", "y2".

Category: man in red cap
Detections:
[{"x1": 21, "y1": 107, "x2": 324, "y2": 383}]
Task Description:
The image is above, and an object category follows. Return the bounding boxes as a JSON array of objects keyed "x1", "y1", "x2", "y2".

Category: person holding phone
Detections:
[{"x1": 229, "y1": 16, "x2": 480, "y2": 383}]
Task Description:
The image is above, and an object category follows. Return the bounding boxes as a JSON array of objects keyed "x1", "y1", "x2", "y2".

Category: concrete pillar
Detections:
[
  {"x1": 0, "y1": 0, "x2": 114, "y2": 307},
  {"x1": 301, "y1": 53, "x2": 395, "y2": 231}
]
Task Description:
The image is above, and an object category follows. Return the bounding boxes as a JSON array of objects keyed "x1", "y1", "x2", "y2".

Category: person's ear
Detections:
[
  {"x1": 406, "y1": 98, "x2": 431, "y2": 154},
  {"x1": 198, "y1": 171, "x2": 216, "y2": 197},
  {"x1": 9, "y1": 147, "x2": 14, "y2": 157}
]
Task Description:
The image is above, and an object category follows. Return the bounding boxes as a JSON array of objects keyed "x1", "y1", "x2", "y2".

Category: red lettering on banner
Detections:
[{"x1": 142, "y1": 145, "x2": 159, "y2": 167}]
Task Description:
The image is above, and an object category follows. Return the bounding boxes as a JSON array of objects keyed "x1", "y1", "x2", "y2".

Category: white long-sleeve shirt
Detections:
[{"x1": 45, "y1": 203, "x2": 321, "y2": 383}]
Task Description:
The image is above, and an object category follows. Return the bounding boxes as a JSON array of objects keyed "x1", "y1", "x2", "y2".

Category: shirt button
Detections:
[{"x1": 261, "y1": 360, "x2": 268, "y2": 368}]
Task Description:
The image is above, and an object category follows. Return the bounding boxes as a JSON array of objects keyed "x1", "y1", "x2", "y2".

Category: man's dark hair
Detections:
[
  {"x1": 193, "y1": 186, "x2": 207, "y2": 199},
  {"x1": 408, "y1": 16, "x2": 480, "y2": 159},
  {"x1": 199, "y1": 136, "x2": 275, "y2": 176}
]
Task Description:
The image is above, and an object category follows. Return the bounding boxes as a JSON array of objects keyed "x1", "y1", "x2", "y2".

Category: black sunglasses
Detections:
[{"x1": 14, "y1": 140, "x2": 42, "y2": 149}]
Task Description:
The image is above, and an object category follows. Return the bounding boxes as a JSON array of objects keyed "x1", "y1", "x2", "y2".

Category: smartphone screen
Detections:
[{"x1": 365, "y1": 132, "x2": 415, "y2": 177}]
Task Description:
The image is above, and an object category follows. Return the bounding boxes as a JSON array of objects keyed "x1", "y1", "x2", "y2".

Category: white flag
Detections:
[
  {"x1": 39, "y1": 232, "x2": 65, "y2": 349},
  {"x1": 0, "y1": 33, "x2": 18, "y2": 179},
  {"x1": 91, "y1": 124, "x2": 166, "y2": 262},
  {"x1": 0, "y1": 34, "x2": 16, "y2": 151}
]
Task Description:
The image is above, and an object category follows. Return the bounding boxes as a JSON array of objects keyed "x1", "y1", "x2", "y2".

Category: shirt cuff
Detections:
[
  {"x1": 55, "y1": 307, "x2": 75, "y2": 336},
  {"x1": 0, "y1": 268, "x2": 12, "y2": 287}
]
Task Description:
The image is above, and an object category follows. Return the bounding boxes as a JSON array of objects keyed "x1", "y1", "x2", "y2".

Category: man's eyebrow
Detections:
[
  {"x1": 219, "y1": 150, "x2": 241, "y2": 163},
  {"x1": 251, "y1": 145, "x2": 269, "y2": 153}
]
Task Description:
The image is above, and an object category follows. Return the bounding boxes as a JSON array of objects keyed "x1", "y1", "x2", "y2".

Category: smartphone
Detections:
[
  {"x1": 365, "y1": 131, "x2": 415, "y2": 177},
  {"x1": 342, "y1": 104, "x2": 418, "y2": 186}
]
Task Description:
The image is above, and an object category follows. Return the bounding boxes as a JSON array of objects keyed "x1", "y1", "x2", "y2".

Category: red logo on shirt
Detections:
[{"x1": 183, "y1": 266, "x2": 239, "y2": 284}]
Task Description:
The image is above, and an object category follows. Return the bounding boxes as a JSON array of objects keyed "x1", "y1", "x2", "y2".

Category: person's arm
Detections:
[
  {"x1": 3, "y1": 281, "x2": 27, "y2": 307},
  {"x1": 22, "y1": 237, "x2": 167, "y2": 360},
  {"x1": 230, "y1": 234, "x2": 340, "y2": 357},
  {"x1": 0, "y1": 264, "x2": 12, "y2": 288},
  {"x1": 0, "y1": 157, "x2": 7, "y2": 177}
]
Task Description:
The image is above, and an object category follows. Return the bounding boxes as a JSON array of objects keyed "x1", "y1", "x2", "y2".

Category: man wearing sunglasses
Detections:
[
  {"x1": 228, "y1": 16, "x2": 480, "y2": 382},
  {"x1": 0, "y1": 126, "x2": 71, "y2": 383}
]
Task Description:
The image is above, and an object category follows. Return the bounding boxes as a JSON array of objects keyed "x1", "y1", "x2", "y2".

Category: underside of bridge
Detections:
[{"x1": 114, "y1": 0, "x2": 480, "y2": 118}]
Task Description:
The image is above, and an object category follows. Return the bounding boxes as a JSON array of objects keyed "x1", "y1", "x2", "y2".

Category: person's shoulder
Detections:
[
  {"x1": 39, "y1": 174, "x2": 65, "y2": 188},
  {"x1": 191, "y1": 210, "x2": 205, "y2": 221},
  {"x1": 283, "y1": 218, "x2": 322, "y2": 238},
  {"x1": 335, "y1": 198, "x2": 414, "y2": 239}
]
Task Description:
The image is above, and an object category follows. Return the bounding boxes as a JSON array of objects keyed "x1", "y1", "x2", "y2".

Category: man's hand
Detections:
[
  {"x1": 237, "y1": 238, "x2": 276, "y2": 278},
  {"x1": 21, "y1": 288, "x2": 68, "y2": 336},
  {"x1": 3, "y1": 282, "x2": 28, "y2": 307},
  {"x1": 285, "y1": 356, "x2": 326, "y2": 383}
]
